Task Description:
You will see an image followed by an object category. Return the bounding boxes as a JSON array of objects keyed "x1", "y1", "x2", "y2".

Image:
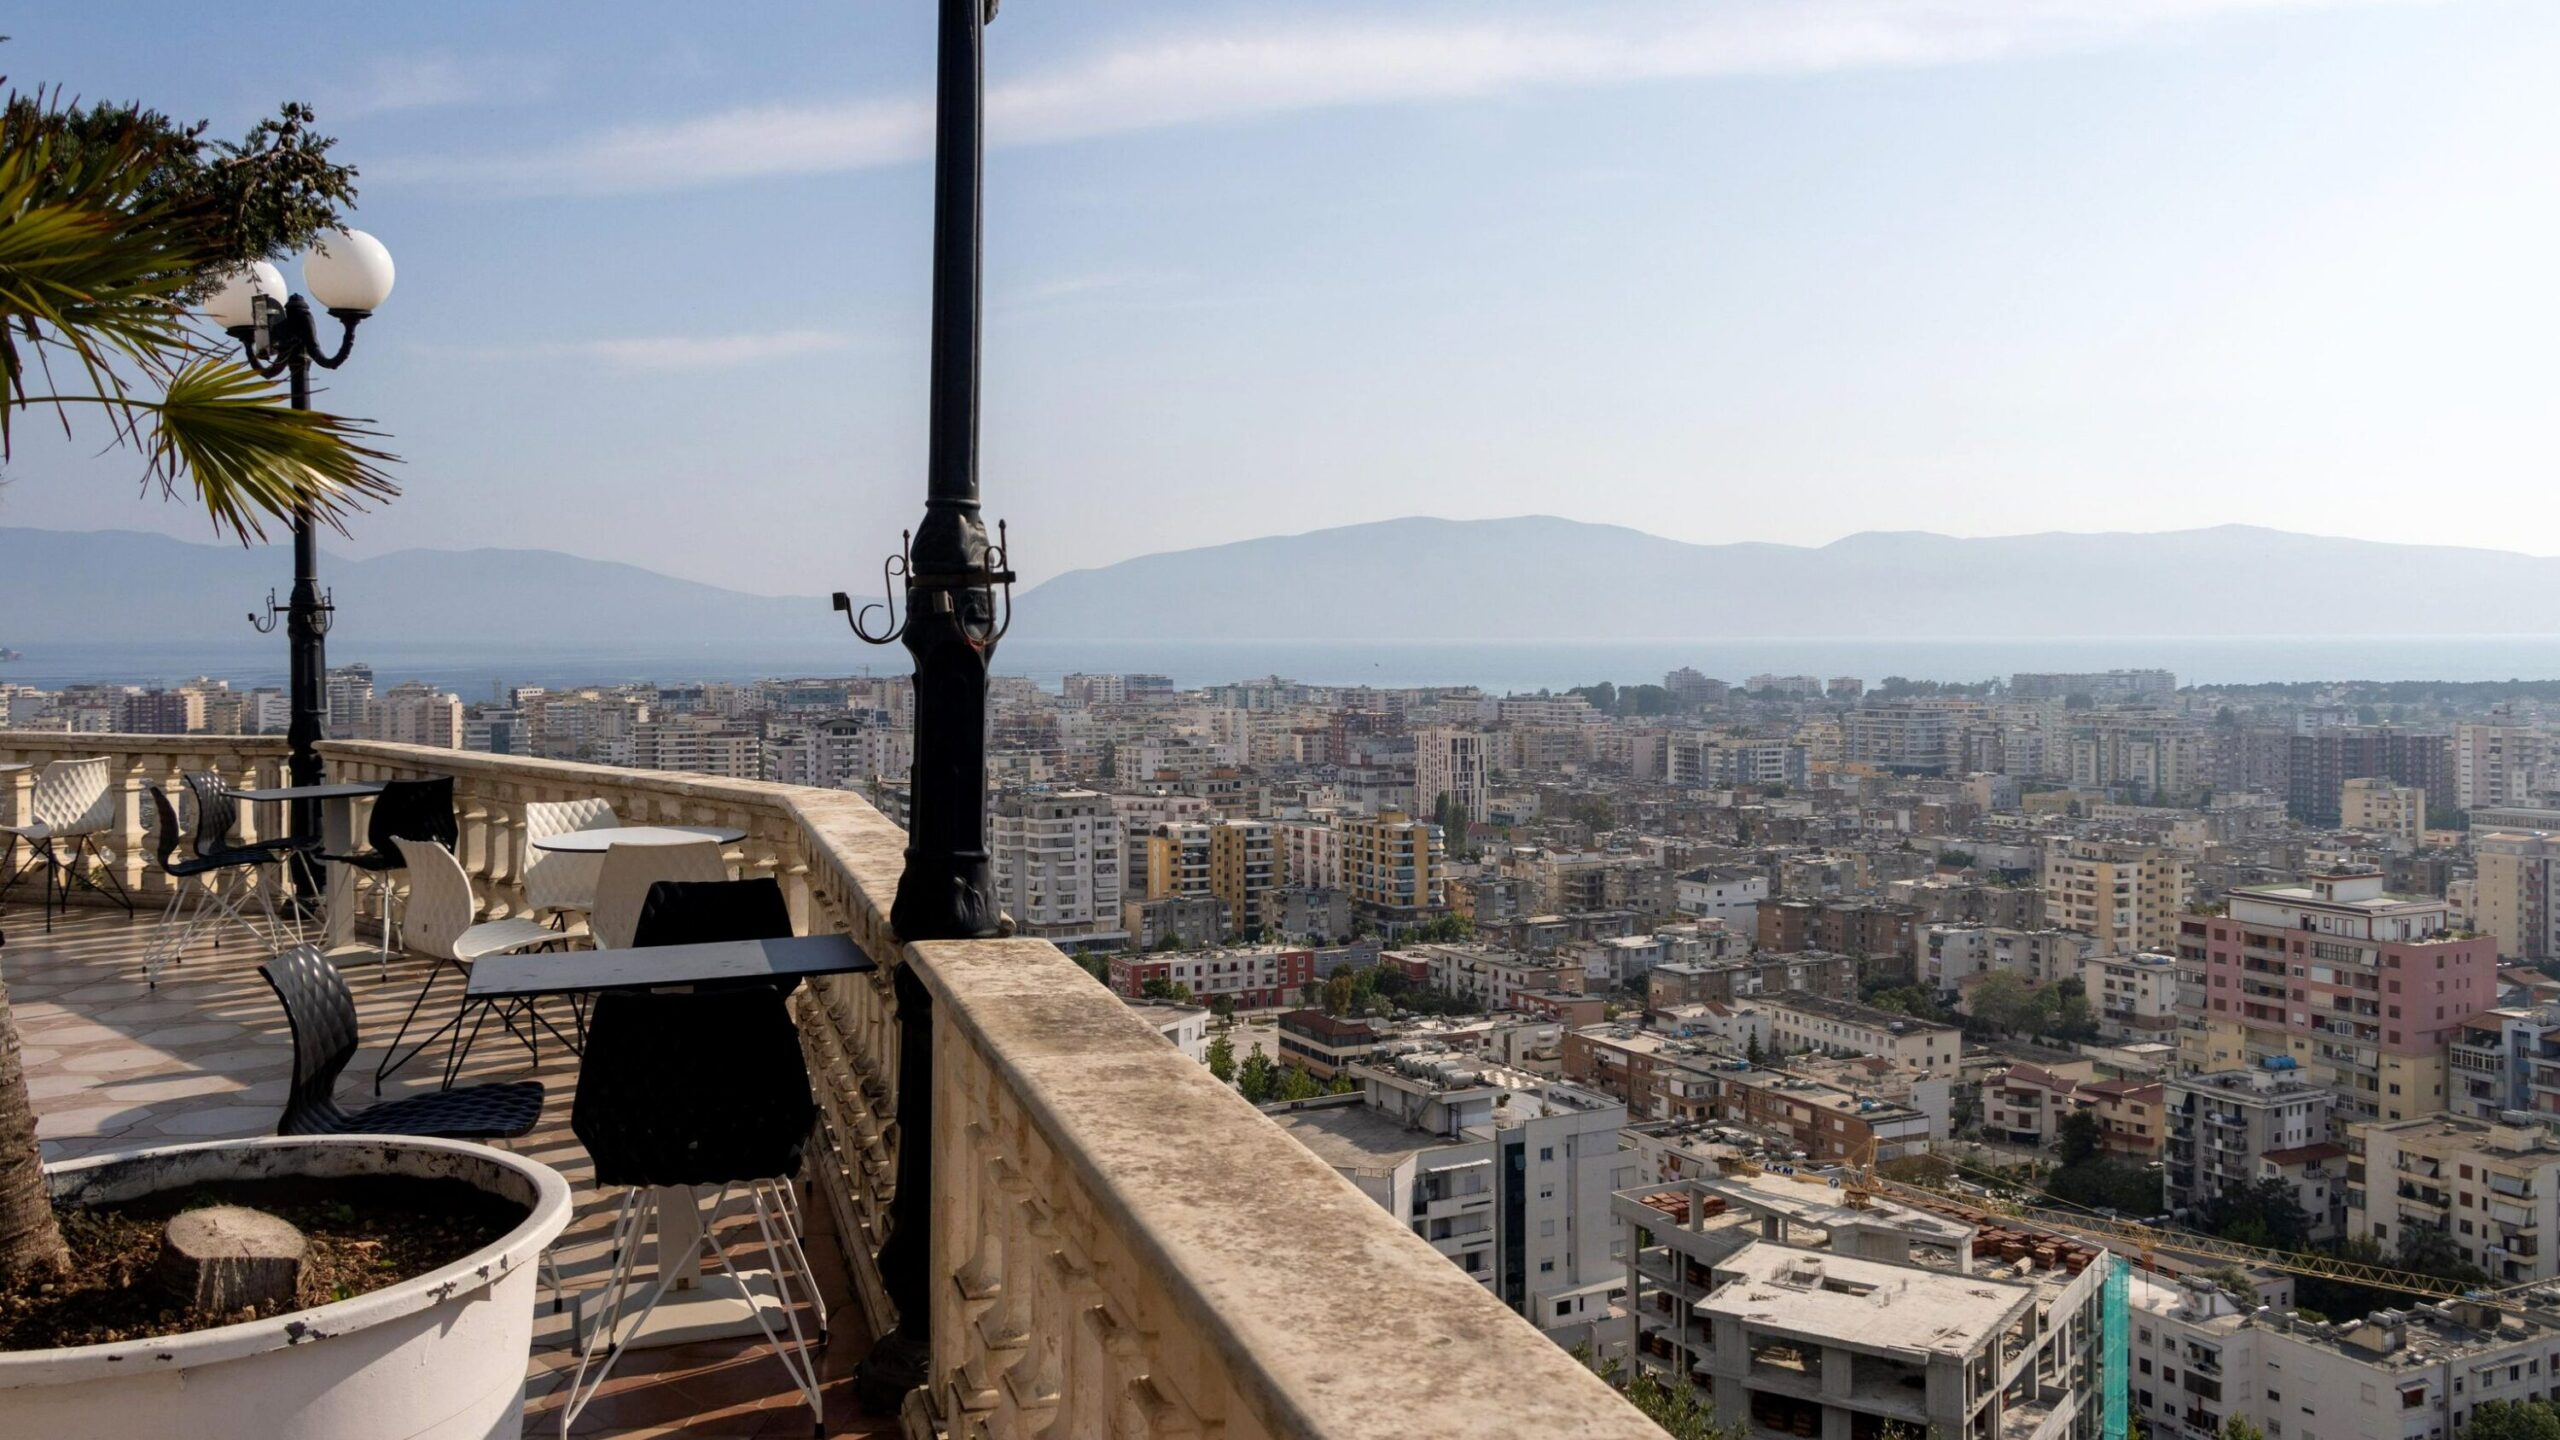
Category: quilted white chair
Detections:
[
  {"x1": 589, "y1": 839, "x2": 731, "y2": 951},
  {"x1": 0, "y1": 756, "x2": 129, "y2": 932},
  {"x1": 374, "y1": 836, "x2": 563, "y2": 1092},
  {"x1": 523, "y1": 798, "x2": 617, "y2": 924}
]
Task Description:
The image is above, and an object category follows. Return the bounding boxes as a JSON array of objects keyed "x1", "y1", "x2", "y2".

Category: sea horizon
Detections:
[{"x1": 11, "y1": 634, "x2": 2560, "y2": 699}]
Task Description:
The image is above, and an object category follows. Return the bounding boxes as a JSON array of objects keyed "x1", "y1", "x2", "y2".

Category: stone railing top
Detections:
[
  {"x1": 910, "y1": 935, "x2": 1664, "y2": 1440},
  {"x1": 0, "y1": 732, "x2": 289, "y2": 758}
]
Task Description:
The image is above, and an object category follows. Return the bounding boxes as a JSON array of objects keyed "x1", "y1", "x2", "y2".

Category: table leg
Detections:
[
  {"x1": 320, "y1": 798, "x2": 360, "y2": 954},
  {"x1": 588, "y1": 1184, "x2": 785, "y2": 1351}
]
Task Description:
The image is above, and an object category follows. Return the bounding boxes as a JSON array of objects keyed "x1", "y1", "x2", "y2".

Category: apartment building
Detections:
[
  {"x1": 1122, "y1": 894, "x2": 1228, "y2": 950},
  {"x1": 2339, "y1": 777, "x2": 2425, "y2": 851},
  {"x1": 2043, "y1": 837, "x2": 2194, "y2": 954},
  {"x1": 1207, "y1": 818, "x2": 1276, "y2": 932},
  {"x1": 1758, "y1": 991, "x2": 1960, "y2": 1078},
  {"x1": 2127, "y1": 1275, "x2": 2560, "y2": 1440},
  {"x1": 1923, "y1": 925, "x2": 2100, "y2": 993},
  {"x1": 1388, "y1": 943, "x2": 1580, "y2": 1012},
  {"x1": 625, "y1": 715, "x2": 762, "y2": 779},
  {"x1": 2081, "y1": 951, "x2": 2180, "y2": 1042},
  {"x1": 2164, "y1": 1062, "x2": 2342, "y2": 1238},
  {"x1": 2457, "y1": 718, "x2": 2556, "y2": 812},
  {"x1": 2447, "y1": 1008, "x2": 2560, "y2": 1125},
  {"x1": 1987, "y1": 1063, "x2": 2165, "y2": 1160},
  {"x1": 1647, "y1": 953, "x2": 1860, "y2": 1010},
  {"x1": 1276, "y1": 817, "x2": 1346, "y2": 889},
  {"x1": 2350, "y1": 1117, "x2": 2560, "y2": 1285},
  {"x1": 2288, "y1": 726, "x2": 2453, "y2": 828},
  {"x1": 989, "y1": 786, "x2": 1125, "y2": 947},
  {"x1": 1675, "y1": 866, "x2": 1769, "y2": 928},
  {"x1": 1106, "y1": 945, "x2": 1316, "y2": 1008},
  {"x1": 1268, "y1": 1049, "x2": 1628, "y2": 1330},
  {"x1": 1343, "y1": 809, "x2": 1444, "y2": 917},
  {"x1": 1756, "y1": 899, "x2": 1919, "y2": 969},
  {"x1": 1416, "y1": 726, "x2": 1491, "y2": 823},
  {"x1": 2472, "y1": 831, "x2": 2560, "y2": 963},
  {"x1": 1619, "y1": 1172, "x2": 2110, "y2": 1440},
  {"x1": 1272, "y1": 1010, "x2": 1382, "y2": 1078},
  {"x1": 2188, "y1": 871, "x2": 2498, "y2": 1127}
]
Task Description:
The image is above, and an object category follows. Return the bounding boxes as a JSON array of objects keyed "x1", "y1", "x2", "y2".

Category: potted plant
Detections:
[{"x1": 0, "y1": 79, "x2": 566, "y2": 1440}]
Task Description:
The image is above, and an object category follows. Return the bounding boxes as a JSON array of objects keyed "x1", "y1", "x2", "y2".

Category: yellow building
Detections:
[
  {"x1": 1207, "y1": 819, "x2": 1275, "y2": 934},
  {"x1": 1342, "y1": 810, "x2": 1443, "y2": 915},
  {"x1": 2340, "y1": 777, "x2": 2425, "y2": 850},
  {"x1": 2042, "y1": 837, "x2": 2192, "y2": 954}
]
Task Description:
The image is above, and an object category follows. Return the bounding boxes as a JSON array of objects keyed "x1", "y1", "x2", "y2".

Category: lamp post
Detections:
[
  {"x1": 835, "y1": 0, "x2": 1012, "y2": 1417},
  {"x1": 204, "y1": 231, "x2": 396, "y2": 889}
]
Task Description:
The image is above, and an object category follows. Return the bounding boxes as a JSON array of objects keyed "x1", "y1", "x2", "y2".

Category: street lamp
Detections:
[
  {"x1": 205, "y1": 229, "x2": 396, "y2": 882},
  {"x1": 835, "y1": 0, "x2": 1009, "y2": 1417}
]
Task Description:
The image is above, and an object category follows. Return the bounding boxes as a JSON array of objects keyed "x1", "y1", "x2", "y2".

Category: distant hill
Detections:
[
  {"x1": 10, "y1": 518, "x2": 2557, "y2": 652},
  {"x1": 1014, "y1": 516, "x2": 2560, "y2": 641},
  {"x1": 0, "y1": 527, "x2": 827, "y2": 647}
]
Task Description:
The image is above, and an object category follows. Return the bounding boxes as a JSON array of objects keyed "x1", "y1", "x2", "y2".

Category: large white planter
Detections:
[{"x1": 0, "y1": 1135, "x2": 573, "y2": 1440}]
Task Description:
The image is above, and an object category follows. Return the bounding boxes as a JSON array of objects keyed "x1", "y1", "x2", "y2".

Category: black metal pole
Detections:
[
  {"x1": 283, "y1": 317, "x2": 327, "y2": 888},
  {"x1": 854, "y1": 0, "x2": 997, "y2": 1414}
]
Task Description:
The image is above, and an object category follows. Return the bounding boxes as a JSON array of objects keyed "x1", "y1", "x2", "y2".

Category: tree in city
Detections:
[
  {"x1": 1572, "y1": 1344, "x2": 1742, "y2": 1440},
  {"x1": 1744, "y1": 1032, "x2": 1765, "y2": 1064},
  {"x1": 1275, "y1": 1063, "x2": 1323, "y2": 1102},
  {"x1": 1205, "y1": 1033, "x2": 1236, "y2": 1085},
  {"x1": 1299, "y1": 979, "x2": 1321, "y2": 1008},
  {"x1": 1964, "y1": 971, "x2": 2043, "y2": 1037},
  {"x1": 2220, "y1": 1417, "x2": 2266, "y2": 1440},
  {"x1": 1140, "y1": 977, "x2": 1194, "y2": 1004},
  {"x1": 2187, "y1": 1177, "x2": 2313, "y2": 1252},
  {"x1": 0, "y1": 84, "x2": 393, "y2": 1288},
  {"x1": 2057, "y1": 1109, "x2": 2104, "y2": 1167},
  {"x1": 1236, "y1": 1044, "x2": 1279, "y2": 1104},
  {"x1": 1209, "y1": 994, "x2": 1236, "y2": 1022},
  {"x1": 2461, "y1": 1403, "x2": 2560, "y2": 1440}
]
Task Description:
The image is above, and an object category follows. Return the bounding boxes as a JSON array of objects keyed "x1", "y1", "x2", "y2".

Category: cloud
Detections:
[
  {"x1": 395, "y1": 0, "x2": 2415, "y2": 194},
  {"x1": 324, "y1": 53, "x2": 554, "y2": 118},
  {"x1": 428, "y1": 329, "x2": 857, "y2": 372}
]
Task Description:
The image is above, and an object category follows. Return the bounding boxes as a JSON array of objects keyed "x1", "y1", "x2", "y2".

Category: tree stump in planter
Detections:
[{"x1": 156, "y1": 1206, "x2": 306, "y2": 1315}]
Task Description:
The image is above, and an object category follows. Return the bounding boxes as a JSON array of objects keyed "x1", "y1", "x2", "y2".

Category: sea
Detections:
[{"x1": 13, "y1": 636, "x2": 2560, "y2": 699}]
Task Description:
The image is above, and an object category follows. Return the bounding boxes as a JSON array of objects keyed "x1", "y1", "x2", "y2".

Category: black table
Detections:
[
  {"x1": 225, "y1": 782, "x2": 387, "y2": 945},
  {"x1": 464, "y1": 933, "x2": 873, "y2": 1000}
]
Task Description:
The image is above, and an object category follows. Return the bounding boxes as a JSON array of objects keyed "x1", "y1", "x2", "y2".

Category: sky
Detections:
[{"x1": 6, "y1": 0, "x2": 2558, "y2": 594}]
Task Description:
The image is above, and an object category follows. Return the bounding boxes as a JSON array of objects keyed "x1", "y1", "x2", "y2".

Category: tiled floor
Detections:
[{"x1": 0, "y1": 902, "x2": 899, "y2": 1438}]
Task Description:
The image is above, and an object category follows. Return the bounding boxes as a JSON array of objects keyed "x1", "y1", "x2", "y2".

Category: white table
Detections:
[
  {"x1": 529, "y1": 824, "x2": 747, "y2": 853},
  {"x1": 224, "y1": 782, "x2": 385, "y2": 952}
]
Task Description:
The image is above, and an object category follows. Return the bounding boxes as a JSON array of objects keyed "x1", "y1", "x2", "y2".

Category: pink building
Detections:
[{"x1": 2191, "y1": 869, "x2": 2496, "y2": 1126}]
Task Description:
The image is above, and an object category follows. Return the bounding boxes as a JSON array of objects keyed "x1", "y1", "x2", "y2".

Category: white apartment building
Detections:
[
  {"x1": 2351, "y1": 1117, "x2": 2560, "y2": 1287},
  {"x1": 1675, "y1": 866, "x2": 1769, "y2": 928},
  {"x1": 2128, "y1": 1273, "x2": 2560, "y2": 1440},
  {"x1": 2472, "y1": 831, "x2": 2560, "y2": 964},
  {"x1": 626, "y1": 716, "x2": 762, "y2": 779},
  {"x1": 1416, "y1": 726, "x2": 1491, "y2": 824},
  {"x1": 2081, "y1": 951, "x2": 2181, "y2": 1042},
  {"x1": 1757, "y1": 992, "x2": 1961, "y2": 1078},
  {"x1": 991, "y1": 786, "x2": 1126, "y2": 947},
  {"x1": 2163, "y1": 1063, "x2": 2341, "y2": 1237},
  {"x1": 1276, "y1": 818, "x2": 1347, "y2": 890},
  {"x1": 359, "y1": 681, "x2": 464, "y2": 749},
  {"x1": 1271, "y1": 1047, "x2": 1628, "y2": 1330},
  {"x1": 2457, "y1": 719, "x2": 2556, "y2": 811}
]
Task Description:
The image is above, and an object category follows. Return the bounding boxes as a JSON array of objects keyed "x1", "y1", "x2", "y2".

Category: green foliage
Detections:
[
  {"x1": 1205, "y1": 1032, "x2": 1236, "y2": 1084},
  {"x1": 2057, "y1": 1109, "x2": 2104, "y2": 1167},
  {"x1": 2460, "y1": 1402, "x2": 2560, "y2": 1440},
  {"x1": 1876, "y1": 1153, "x2": 1954, "y2": 1186},
  {"x1": 1964, "y1": 971, "x2": 2042, "y2": 1036},
  {"x1": 1274, "y1": 1062, "x2": 1323, "y2": 1102},
  {"x1": 1937, "y1": 850, "x2": 1978, "y2": 871},
  {"x1": 2221, "y1": 1416, "x2": 2266, "y2": 1440},
  {"x1": 1744, "y1": 1032, "x2": 1764, "y2": 1064},
  {"x1": 1140, "y1": 976, "x2": 1194, "y2": 1004},
  {"x1": 2044, "y1": 1155, "x2": 2161, "y2": 1216},
  {"x1": 1236, "y1": 1044, "x2": 1278, "y2": 1104},
  {"x1": 2187, "y1": 1178, "x2": 2313, "y2": 1252},
  {"x1": 1072, "y1": 953, "x2": 1108, "y2": 984},
  {"x1": 1573, "y1": 1342, "x2": 1743, "y2": 1440},
  {"x1": 1406, "y1": 912, "x2": 1474, "y2": 943},
  {"x1": 0, "y1": 83, "x2": 396, "y2": 540}
]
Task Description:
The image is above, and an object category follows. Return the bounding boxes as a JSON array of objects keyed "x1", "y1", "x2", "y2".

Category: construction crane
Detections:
[{"x1": 1809, "y1": 1142, "x2": 2546, "y2": 1316}]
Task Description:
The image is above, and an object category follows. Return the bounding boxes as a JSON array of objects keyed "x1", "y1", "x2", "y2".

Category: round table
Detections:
[{"x1": 530, "y1": 824, "x2": 747, "y2": 853}]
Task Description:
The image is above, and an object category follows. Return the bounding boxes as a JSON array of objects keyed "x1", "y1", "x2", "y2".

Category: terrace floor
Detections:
[{"x1": 1, "y1": 903, "x2": 896, "y2": 1438}]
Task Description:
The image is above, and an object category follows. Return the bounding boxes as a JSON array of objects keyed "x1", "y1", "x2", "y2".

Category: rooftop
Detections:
[{"x1": 1697, "y1": 1240, "x2": 2031, "y2": 1355}]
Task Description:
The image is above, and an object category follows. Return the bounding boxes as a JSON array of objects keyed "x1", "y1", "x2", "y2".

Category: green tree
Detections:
[
  {"x1": 1966, "y1": 971, "x2": 2042, "y2": 1036},
  {"x1": 1206, "y1": 1033, "x2": 1236, "y2": 1085},
  {"x1": 1275, "y1": 1063, "x2": 1323, "y2": 1102},
  {"x1": 1237, "y1": 1045, "x2": 1279, "y2": 1104},
  {"x1": 1140, "y1": 977, "x2": 1194, "y2": 1004},
  {"x1": 2461, "y1": 1402, "x2": 2560, "y2": 1440},
  {"x1": 2188, "y1": 1177, "x2": 2314, "y2": 1252},
  {"x1": 2057, "y1": 1109, "x2": 2104, "y2": 1167},
  {"x1": 2221, "y1": 1415, "x2": 2266, "y2": 1440},
  {"x1": 0, "y1": 84, "x2": 395, "y2": 1288},
  {"x1": 1209, "y1": 994, "x2": 1236, "y2": 1022}
]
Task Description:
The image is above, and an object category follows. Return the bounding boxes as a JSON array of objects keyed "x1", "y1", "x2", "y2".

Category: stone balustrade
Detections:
[
  {"x1": 0, "y1": 733, "x2": 292, "y2": 904},
  {"x1": 2, "y1": 735, "x2": 1660, "y2": 1440}
]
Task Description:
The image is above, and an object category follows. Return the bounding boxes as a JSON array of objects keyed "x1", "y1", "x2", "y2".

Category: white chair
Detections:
[
  {"x1": 589, "y1": 840, "x2": 730, "y2": 951},
  {"x1": 524, "y1": 798, "x2": 617, "y2": 926},
  {"x1": 0, "y1": 756, "x2": 130, "y2": 932},
  {"x1": 375, "y1": 836, "x2": 563, "y2": 1092}
]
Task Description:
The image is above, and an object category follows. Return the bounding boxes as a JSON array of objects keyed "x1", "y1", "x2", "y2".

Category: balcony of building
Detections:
[{"x1": 0, "y1": 735, "x2": 1659, "y2": 1440}]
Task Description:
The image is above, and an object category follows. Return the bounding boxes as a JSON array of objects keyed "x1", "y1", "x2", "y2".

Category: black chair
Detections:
[
  {"x1": 321, "y1": 777, "x2": 457, "y2": 976},
  {"x1": 140, "y1": 784, "x2": 300, "y2": 987},
  {"x1": 560, "y1": 982, "x2": 823, "y2": 1434},
  {"x1": 629, "y1": 877, "x2": 794, "y2": 951},
  {"x1": 258, "y1": 944, "x2": 543, "y2": 1139}
]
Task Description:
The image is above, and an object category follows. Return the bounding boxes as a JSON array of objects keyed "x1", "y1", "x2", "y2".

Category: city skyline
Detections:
[{"x1": 4, "y1": 1, "x2": 2557, "y2": 593}]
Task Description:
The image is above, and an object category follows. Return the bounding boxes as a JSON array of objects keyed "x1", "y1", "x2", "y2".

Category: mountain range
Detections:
[{"x1": 5, "y1": 517, "x2": 2554, "y2": 648}]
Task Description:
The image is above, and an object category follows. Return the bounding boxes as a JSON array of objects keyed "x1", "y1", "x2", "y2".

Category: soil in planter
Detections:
[{"x1": 0, "y1": 1174, "x2": 524, "y2": 1352}]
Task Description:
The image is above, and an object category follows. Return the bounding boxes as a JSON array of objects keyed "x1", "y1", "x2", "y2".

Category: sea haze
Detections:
[{"x1": 14, "y1": 636, "x2": 2560, "y2": 699}]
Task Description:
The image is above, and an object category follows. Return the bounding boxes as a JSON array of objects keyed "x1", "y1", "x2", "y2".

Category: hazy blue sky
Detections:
[{"x1": 6, "y1": 1, "x2": 2556, "y2": 593}]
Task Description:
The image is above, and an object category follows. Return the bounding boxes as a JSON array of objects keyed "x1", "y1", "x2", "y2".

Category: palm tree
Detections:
[{"x1": 0, "y1": 90, "x2": 396, "y2": 1286}]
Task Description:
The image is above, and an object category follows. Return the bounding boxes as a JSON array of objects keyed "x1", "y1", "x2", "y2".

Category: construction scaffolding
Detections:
[{"x1": 2101, "y1": 1254, "x2": 2129, "y2": 1440}]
